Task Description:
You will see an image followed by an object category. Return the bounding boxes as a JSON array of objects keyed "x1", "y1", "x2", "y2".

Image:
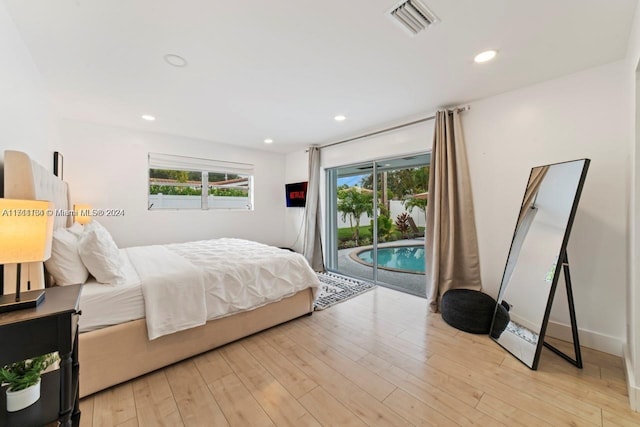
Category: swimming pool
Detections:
[{"x1": 356, "y1": 245, "x2": 425, "y2": 274}]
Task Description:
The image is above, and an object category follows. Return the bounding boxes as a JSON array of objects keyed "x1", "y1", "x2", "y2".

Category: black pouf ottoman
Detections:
[{"x1": 441, "y1": 289, "x2": 510, "y2": 338}]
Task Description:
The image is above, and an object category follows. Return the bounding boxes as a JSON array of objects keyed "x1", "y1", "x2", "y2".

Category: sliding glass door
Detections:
[{"x1": 326, "y1": 153, "x2": 430, "y2": 297}]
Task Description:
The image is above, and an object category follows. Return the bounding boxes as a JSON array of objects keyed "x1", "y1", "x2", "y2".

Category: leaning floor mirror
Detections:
[{"x1": 490, "y1": 158, "x2": 590, "y2": 369}]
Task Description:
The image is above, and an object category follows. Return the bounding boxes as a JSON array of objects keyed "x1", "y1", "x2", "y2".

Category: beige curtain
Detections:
[
  {"x1": 516, "y1": 166, "x2": 549, "y2": 227},
  {"x1": 426, "y1": 109, "x2": 482, "y2": 312},
  {"x1": 302, "y1": 146, "x2": 325, "y2": 271}
]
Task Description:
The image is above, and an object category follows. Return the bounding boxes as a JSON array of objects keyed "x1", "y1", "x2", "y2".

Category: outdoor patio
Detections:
[{"x1": 336, "y1": 238, "x2": 427, "y2": 297}]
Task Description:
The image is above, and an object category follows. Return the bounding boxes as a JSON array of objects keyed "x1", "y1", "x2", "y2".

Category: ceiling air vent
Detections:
[{"x1": 388, "y1": 0, "x2": 439, "y2": 36}]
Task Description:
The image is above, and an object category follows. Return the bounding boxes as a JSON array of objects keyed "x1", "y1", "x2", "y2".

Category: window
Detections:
[{"x1": 148, "y1": 153, "x2": 254, "y2": 210}]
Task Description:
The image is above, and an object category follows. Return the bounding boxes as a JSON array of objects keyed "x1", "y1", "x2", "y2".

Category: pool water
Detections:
[{"x1": 357, "y1": 245, "x2": 425, "y2": 274}]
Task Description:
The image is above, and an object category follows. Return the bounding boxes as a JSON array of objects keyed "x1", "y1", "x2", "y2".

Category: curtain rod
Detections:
[{"x1": 316, "y1": 105, "x2": 470, "y2": 150}]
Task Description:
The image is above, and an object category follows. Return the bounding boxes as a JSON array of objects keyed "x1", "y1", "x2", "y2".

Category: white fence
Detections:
[
  {"x1": 149, "y1": 194, "x2": 250, "y2": 210},
  {"x1": 337, "y1": 200, "x2": 425, "y2": 229}
]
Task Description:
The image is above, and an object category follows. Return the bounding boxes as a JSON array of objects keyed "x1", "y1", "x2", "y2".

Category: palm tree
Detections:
[{"x1": 337, "y1": 186, "x2": 373, "y2": 243}]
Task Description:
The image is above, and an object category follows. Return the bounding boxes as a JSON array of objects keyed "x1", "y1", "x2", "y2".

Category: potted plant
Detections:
[{"x1": 0, "y1": 353, "x2": 58, "y2": 412}]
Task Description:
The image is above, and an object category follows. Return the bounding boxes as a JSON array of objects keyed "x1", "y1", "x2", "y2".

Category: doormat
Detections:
[{"x1": 314, "y1": 272, "x2": 376, "y2": 310}]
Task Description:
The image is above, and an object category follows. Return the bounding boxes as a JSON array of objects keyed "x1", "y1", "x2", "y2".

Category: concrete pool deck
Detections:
[{"x1": 336, "y1": 239, "x2": 427, "y2": 298}]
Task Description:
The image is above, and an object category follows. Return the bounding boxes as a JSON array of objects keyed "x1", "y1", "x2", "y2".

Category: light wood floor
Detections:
[{"x1": 79, "y1": 287, "x2": 640, "y2": 426}]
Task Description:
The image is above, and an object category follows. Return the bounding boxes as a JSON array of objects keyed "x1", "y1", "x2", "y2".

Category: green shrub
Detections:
[
  {"x1": 395, "y1": 213, "x2": 411, "y2": 238},
  {"x1": 209, "y1": 188, "x2": 248, "y2": 197},
  {"x1": 149, "y1": 185, "x2": 201, "y2": 196},
  {"x1": 340, "y1": 240, "x2": 357, "y2": 249},
  {"x1": 149, "y1": 185, "x2": 248, "y2": 197}
]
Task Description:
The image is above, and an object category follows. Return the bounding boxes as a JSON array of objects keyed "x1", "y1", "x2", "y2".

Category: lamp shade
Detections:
[
  {"x1": 74, "y1": 204, "x2": 92, "y2": 225},
  {"x1": 0, "y1": 199, "x2": 55, "y2": 264}
]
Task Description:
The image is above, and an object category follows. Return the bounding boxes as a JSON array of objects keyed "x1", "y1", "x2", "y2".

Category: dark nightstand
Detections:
[{"x1": 0, "y1": 284, "x2": 82, "y2": 427}]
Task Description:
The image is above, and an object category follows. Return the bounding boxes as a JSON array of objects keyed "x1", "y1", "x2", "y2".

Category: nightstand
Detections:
[{"x1": 0, "y1": 284, "x2": 82, "y2": 427}]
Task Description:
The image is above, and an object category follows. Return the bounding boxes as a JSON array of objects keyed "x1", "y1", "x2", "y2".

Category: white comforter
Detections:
[
  {"x1": 127, "y1": 238, "x2": 319, "y2": 340},
  {"x1": 126, "y1": 245, "x2": 207, "y2": 340}
]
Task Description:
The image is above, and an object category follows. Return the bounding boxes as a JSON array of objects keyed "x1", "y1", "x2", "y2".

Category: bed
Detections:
[{"x1": 3, "y1": 150, "x2": 319, "y2": 397}]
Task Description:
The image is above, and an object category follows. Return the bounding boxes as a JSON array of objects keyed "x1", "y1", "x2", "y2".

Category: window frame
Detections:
[{"x1": 148, "y1": 153, "x2": 254, "y2": 211}]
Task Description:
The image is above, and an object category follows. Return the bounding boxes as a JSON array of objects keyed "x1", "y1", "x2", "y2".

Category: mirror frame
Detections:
[{"x1": 490, "y1": 158, "x2": 590, "y2": 369}]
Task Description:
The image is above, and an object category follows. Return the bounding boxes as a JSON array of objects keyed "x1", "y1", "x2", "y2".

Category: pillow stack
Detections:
[
  {"x1": 44, "y1": 222, "x2": 89, "y2": 286},
  {"x1": 78, "y1": 221, "x2": 127, "y2": 284},
  {"x1": 45, "y1": 221, "x2": 127, "y2": 286}
]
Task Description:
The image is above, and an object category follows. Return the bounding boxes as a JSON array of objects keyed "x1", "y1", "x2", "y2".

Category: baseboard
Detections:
[
  {"x1": 624, "y1": 344, "x2": 640, "y2": 412},
  {"x1": 545, "y1": 320, "x2": 623, "y2": 356}
]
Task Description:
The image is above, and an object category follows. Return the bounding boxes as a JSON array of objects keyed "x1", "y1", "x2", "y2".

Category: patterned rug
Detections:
[
  {"x1": 506, "y1": 321, "x2": 539, "y2": 346},
  {"x1": 314, "y1": 272, "x2": 377, "y2": 310}
]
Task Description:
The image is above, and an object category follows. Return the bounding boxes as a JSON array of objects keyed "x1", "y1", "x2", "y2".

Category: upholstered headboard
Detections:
[{"x1": 3, "y1": 150, "x2": 71, "y2": 293}]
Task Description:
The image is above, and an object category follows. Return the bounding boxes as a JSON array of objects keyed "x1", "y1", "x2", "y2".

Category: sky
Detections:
[{"x1": 338, "y1": 174, "x2": 367, "y2": 187}]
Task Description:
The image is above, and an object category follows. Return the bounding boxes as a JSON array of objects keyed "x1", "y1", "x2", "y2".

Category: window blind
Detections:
[{"x1": 148, "y1": 152, "x2": 254, "y2": 175}]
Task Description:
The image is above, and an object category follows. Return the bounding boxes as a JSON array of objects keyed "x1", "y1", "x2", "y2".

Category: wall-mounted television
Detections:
[{"x1": 285, "y1": 181, "x2": 308, "y2": 207}]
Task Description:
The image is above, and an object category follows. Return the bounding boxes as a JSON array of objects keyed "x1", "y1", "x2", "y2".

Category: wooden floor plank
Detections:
[
  {"x1": 297, "y1": 316, "x2": 369, "y2": 362},
  {"x1": 79, "y1": 396, "x2": 94, "y2": 427},
  {"x1": 358, "y1": 351, "x2": 501, "y2": 426},
  {"x1": 164, "y1": 360, "x2": 230, "y2": 427},
  {"x1": 220, "y1": 341, "x2": 321, "y2": 427},
  {"x1": 602, "y1": 408, "x2": 640, "y2": 426},
  {"x1": 310, "y1": 309, "x2": 433, "y2": 364},
  {"x1": 242, "y1": 334, "x2": 318, "y2": 398},
  {"x1": 115, "y1": 419, "x2": 139, "y2": 427},
  {"x1": 282, "y1": 323, "x2": 397, "y2": 401},
  {"x1": 475, "y1": 393, "x2": 552, "y2": 427},
  {"x1": 207, "y1": 373, "x2": 276, "y2": 427},
  {"x1": 500, "y1": 353, "x2": 632, "y2": 412},
  {"x1": 79, "y1": 287, "x2": 640, "y2": 427},
  {"x1": 298, "y1": 386, "x2": 368, "y2": 427},
  {"x1": 91, "y1": 383, "x2": 137, "y2": 427},
  {"x1": 358, "y1": 347, "x2": 484, "y2": 409},
  {"x1": 192, "y1": 349, "x2": 235, "y2": 385},
  {"x1": 260, "y1": 329, "x2": 412, "y2": 427},
  {"x1": 427, "y1": 354, "x2": 600, "y2": 426},
  {"x1": 480, "y1": 355, "x2": 603, "y2": 424},
  {"x1": 382, "y1": 388, "x2": 463, "y2": 427},
  {"x1": 131, "y1": 371, "x2": 184, "y2": 427}
]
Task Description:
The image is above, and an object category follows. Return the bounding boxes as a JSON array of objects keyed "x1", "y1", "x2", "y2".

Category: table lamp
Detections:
[
  {"x1": 74, "y1": 204, "x2": 92, "y2": 225},
  {"x1": 0, "y1": 199, "x2": 55, "y2": 313}
]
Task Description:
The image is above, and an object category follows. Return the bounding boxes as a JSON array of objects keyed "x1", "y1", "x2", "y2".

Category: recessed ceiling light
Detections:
[
  {"x1": 164, "y1": 54, "x2": 188, "y2": 67},
  {"x1": 474, "y1": 50, "x2": 497, "y2": 63},
  {"x1": 264, "y1": 138, "x2": 273, "y2": 144},
  {"x1": 141, "y1": 114, "x2": 156, "y2": 121},
  {"x1": 334, "y1": 115, "x2": 347, "y2": 122}
]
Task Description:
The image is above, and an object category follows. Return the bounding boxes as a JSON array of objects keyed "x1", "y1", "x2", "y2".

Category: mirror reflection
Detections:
[{"x1": 491, "y1": 159, "x2": 589, "y2": 368}]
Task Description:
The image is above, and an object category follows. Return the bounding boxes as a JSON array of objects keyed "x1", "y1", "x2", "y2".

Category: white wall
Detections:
[
  {"x1": 283, "y1": 150, "x2": 308, "y2": 252},
  {"x1": 464, "y1": 60, "x2": 629, "y2": 356},
  {"x1": 57, "y1": 119, "x2": 288, "y2": 248},
  {"x1": 320, "y1": 121, "x2": 434, "y2": 170},
  {"x1": 625, "y1": 0, "x2": 640, "y2": 411},
  {"x1": 0, "y1": 2, "x2": 59, "y2": 293},
  {"x1": 0, "y1": 1, "x2": 57, "y2": 179}
]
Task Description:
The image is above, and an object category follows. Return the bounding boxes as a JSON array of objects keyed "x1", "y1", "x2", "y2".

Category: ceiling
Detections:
[{"x1": 5, "y1": 0, "x2": 637, "y2": 153}]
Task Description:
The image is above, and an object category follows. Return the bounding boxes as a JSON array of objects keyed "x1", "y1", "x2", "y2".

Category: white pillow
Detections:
[
  {"x1": 78, "y1": 225, "x2": 127, "y2": 285},
  {"x1": 67, "y1": 222, "x2": 84, "y2": 237},
  {"x1": 84, "y1": 220, "x2": 106, "y2": 234},
  {"x1": 44, "y1": 227, "x2": 90, "y2": 286}
]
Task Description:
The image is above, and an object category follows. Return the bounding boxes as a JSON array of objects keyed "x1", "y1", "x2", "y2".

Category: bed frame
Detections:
[{"x1": 3, "y1": 150, "x2": 315, "y2": 397}]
